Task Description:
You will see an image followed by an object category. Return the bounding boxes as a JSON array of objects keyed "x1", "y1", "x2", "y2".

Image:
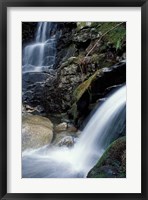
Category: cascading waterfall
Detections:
[
  {"x1": 22, "y1": 85, "x2": 126, "y2": 178},
  {"x1": 23, "y1": 22, "x2": 61, "y2": 73}
]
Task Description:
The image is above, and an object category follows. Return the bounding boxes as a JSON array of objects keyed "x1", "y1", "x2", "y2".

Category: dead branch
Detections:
[{"x1": 84, "y1": 22, "x2": 124, "y2": 60}]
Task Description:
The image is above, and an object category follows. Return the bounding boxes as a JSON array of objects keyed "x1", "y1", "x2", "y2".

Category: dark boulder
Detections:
[
  {"x1": 69, "y1": 61, "x2": 126, "y2": 127},
  {"x1": 87, "y1": 136, "x2": 126, "y2": 178}
]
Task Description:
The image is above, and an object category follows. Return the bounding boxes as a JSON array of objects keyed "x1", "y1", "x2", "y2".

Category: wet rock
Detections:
[
  {"x1": 23, "y1": 104, "x2": 45, "y2": 115},
  {"x1": 77, "y1": 22, "x2": 93, "y2": 30},
  {"x1": 73, "y1": 26, "x2": 99, "y2": 43},
  {"x1": 87, "y1": 137, "x2": 126, "y2": 178},
  {"x1": 43, "y1": 62, "x2": 85, "y2": 113},
  {"x1": 54, "y1": 122, "x2": 68, "y2": 132},
  {"x1": 88, "y1": 165, "x2": 119, "y2": 178},
  {"x1": 22, "y1": 104, "x2": 27, "y2": 114},
  {"x1": 23, "y1": 72, "x2": 50, "y2": 87},
  {"x1": 41, "y1": 22, "x2": 126, "y2": 121},
  {"x1": 57, "y1": 136, "x2": 75, "y2": 147},
  {"x1": 69, "y1": 61, "x2": 126, "y2": 126},
  {"x1": 22, "y1": 72, "x2": 54, "y2": 106},
  {"x1": 23, "y1": 104, "x2": 35, "y2": 114},
  {"x1": 44, "y1": 61, "x2": 125, "y2": 126},
  {"x1": 54, "y1": 22, "x2": 77, "y2": 69},
  {"x1": 67, "y1": 124, "x2": 77, "y2": 132},
  {"x1": 22, "y1": 114, "x2": 53, "y2": 151}
]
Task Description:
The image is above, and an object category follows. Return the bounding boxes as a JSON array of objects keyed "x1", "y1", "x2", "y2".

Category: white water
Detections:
[
  {"x1": 23, "y1": 22, "x2": 61, "y2": 73},
  {"x1": 22, "y1": 85, "x2": 126, "y2": 178}
]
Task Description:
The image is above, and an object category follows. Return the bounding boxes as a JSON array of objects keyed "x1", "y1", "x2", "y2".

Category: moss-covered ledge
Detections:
[{"x1": 68, "y1": 61, "x2": 126, "y2": 127}]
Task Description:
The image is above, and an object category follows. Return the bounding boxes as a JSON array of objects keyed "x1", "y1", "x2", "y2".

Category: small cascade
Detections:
[
  {"x1": 22, "y1": 22, "x2": 61, "y2": 73},
  {"x1": 71, "y1": 85, "x2": 126, "y2": 174},
  {"x1": 22, "y1": 85, "x2": 126, "y2": 178}
]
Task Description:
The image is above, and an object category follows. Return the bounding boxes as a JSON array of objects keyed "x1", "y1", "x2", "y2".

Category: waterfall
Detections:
[
  {"x1": 22, "y1": 85, "x2": 126, "y2": 178},
  {"x1": 22, "y1": 22, "x2": 61, "y2": 73},
  {"x1": 71, "y1": 84, "x2": 126, "y2": 173}
]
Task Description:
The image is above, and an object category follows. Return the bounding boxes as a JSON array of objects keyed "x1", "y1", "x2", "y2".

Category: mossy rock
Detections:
[
  {"x1": 87, "y1": 136, "x2": 126, "y2": 178},
  {"x1": 97, "y1": 22, "x2": 126, "y2": 50},
  {"x1": 73, "y1": 70, "x2": 99, "y2": 102},
  {"x1": 77, "y1": 22, "x2": 92, "y2": 31},
  {"x1": 69, "y1": 103, "x2": 78, "y2": 121},
  {"x1": 69, "y1": 61, "x2": 126, "y2": 126},
  {"x1": 76, "y1": 22, "x2": 125, "y2": 51}
]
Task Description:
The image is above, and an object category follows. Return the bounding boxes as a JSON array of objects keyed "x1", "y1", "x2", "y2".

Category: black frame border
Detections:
[{"x1": 0, "y1": 0, "x2": 147, "y2": 199}]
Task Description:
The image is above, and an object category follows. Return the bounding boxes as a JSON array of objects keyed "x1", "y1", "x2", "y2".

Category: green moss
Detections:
[
  {"x1": 76, "y1": 22, "x2": 125, "y2": 49},
  {"x1": 87, "y1": 137, "x2": 126, "y2": 178},
  {"x1": 76, "y1": 22, "x2": 92, "y2": 30},
  {"x1": 97, "y1": 136, "x2": 126, "y2": 167},
  {"x1": 73, "y1": 70, "x2": 99, "y2": 101},
  {"x1": 98, "y1": 22, "x2": 126, "y2": 49},
  {"x1": 93, "y1": 172, "x2": 107, "y2": 178},
  {"x1": 77, "y1": 22, "x2": 87, "y2": 30},
  {"x1": 69, "y1": 103, "x2": 78, "y2": 121},
  {"x1": 91, "y1": 54, "x2": 104, "y2": 63}
]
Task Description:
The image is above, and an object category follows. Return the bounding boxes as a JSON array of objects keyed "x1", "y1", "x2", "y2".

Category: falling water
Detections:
[
  {"x1": 22, "y1": 85, "x2": 126, "y2": 178},
  {"x1": 22, "y1": 22, "x2": 61, "y2": 73}
]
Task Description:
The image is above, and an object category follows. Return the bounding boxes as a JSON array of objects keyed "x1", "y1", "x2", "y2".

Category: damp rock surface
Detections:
[
  {"x1": 87, "y1": 136, "x2": 126, "y2": 178},
  {"x1": 22, "y1": 114, "x2": 53, "y2": 151}
]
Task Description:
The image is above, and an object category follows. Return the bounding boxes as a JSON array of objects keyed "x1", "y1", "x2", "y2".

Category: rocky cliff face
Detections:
[
  {"x1": 42, "y1": 22, "x2": 126, "y2": 126},
  {"x1": 22, "y1": 22, "x2": 126, "y2": 127}
]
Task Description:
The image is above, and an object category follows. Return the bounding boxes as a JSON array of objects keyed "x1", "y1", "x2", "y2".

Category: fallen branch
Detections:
[{"x1": 84, "y1": 22, "x2": 124, "y2": 59}]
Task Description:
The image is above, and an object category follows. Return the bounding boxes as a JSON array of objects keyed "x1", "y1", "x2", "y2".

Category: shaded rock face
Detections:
[
  {"x1": 69, "y1": 61, "x2": 126, "y2": 127},
  {"x1": 45, "y1": 62, "x2": 124, "y2": 111},
  {"x1": 43, "y1": 22, "x2": 126, "y2": 121},
  {"x1": 44, "y1": 60, "x2": 125, "y2": 127},
  {"x1": 22, "y1": 22, "x2": 77, "y2": 108},
  {"x1": 87, "y1": 137, "x2": 126, "y2": 178},
  {"x1": 43, "y1": 61, "x2": 85, "y2": 113},
  {"x1": 22, "y1": 22, "x2": 38, "y2": 46},
  {"x1": 22, "y1": 114, "x2": 53, "y2": 151},
  {"x1": 53, "y1": 23, "x2": 77, "y2": 69},
  {"x1": 22, "y1": 72, "x2": 55, "y2": 106}
]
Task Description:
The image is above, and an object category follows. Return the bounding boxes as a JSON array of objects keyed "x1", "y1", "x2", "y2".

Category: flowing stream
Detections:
[
  {"x1": 22, "y1": 85, "x2": 126, "y2": 178},
  {"x1": 23, "y1": 22, "x2": 61, "y2": 73}
]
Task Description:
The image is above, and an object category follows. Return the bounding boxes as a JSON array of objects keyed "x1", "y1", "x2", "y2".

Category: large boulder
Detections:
[
  {"x1": 22, "y1": 114, "x2": 53, "y2": 151},
  {"x1": 69, "y1": 61, "x2": 126, "y2": 127},
  {"x1": 87, "y1": 137, "x2": 126, "y2": 178}
]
